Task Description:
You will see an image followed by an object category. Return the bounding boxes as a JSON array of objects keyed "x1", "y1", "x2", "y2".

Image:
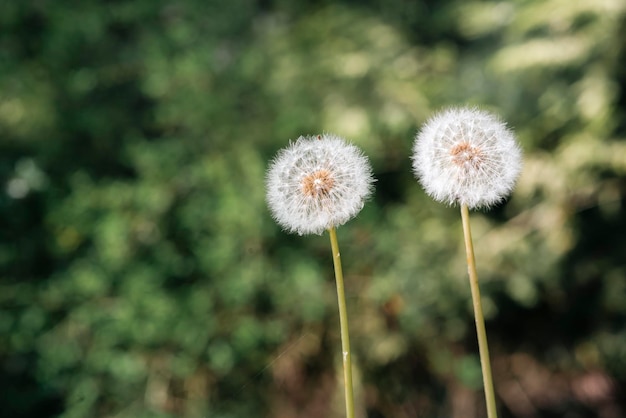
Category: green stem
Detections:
[
  {"x1": 328, "y1": 227, "x2": 355, "y2": 418},
  {"x1": 460, "y1": 204, "x2": 498, "y2": 418}
]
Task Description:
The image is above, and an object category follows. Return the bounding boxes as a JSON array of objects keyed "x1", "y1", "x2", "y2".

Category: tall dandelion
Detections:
[
  {"x1": 412, "y1": 107, "x2": 522, "y2": 418},
  {"x1": 266, "y1": 133, "x2": 374, "y2": 418}
]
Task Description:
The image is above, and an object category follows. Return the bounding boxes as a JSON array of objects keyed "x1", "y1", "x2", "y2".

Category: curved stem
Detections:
[
  {"x1": 460, "y1": 204, "x2": 498, "y2": 418},
  {"x1": 328, "y1": 227, "x2": 355, "y2": 418}
]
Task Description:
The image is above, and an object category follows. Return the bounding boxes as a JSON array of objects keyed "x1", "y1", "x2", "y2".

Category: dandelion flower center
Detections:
[
  {"x1": 450, "y1": 141, "x2": 484, "y2": 171},
  {"x1": 301, "y1": 169, "x2": 335, "y2": 198}
]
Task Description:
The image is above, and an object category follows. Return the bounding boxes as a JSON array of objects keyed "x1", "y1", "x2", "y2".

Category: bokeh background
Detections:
[{"x1": 1, "y1": 0, "x2": 626, "y2": 417}]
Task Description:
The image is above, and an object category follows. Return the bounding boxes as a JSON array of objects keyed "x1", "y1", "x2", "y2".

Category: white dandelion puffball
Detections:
[
  {"x1": 412, "y1": 107, "x2": 522, "y2": 209},
  {"x1": 266, "y1": 134, "x2": 374, "y2": 235}
]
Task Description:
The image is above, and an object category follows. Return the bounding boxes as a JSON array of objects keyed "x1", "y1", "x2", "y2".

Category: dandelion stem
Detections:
[
  {"x1": 460, "y1": 204, "x2": 498, "y2": 418},
  {"x1": 328, "y1": 226, "x2": 355, "y2": 418}
]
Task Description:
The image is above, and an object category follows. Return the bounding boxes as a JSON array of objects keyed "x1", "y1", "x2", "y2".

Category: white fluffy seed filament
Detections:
[{"x1": 301, "y1": 169, "x2": 335, "y2": 198}]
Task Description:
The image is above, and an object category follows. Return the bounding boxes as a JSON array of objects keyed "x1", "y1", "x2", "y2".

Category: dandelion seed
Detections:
[
  {"x1": 412, "y1": 107, "x2": 522, "y2": 209},
  {"x1": 266, "y1": 134, "x2": 374, "y2": 235}
]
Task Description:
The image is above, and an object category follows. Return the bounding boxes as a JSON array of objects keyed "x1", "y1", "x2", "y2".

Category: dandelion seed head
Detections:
[
  {"x1": 266, "y1": 134, "x2": 374, "y2": 235},
  {"x1": 412, "y1": 107, "x2": 522, "y2": 209}
]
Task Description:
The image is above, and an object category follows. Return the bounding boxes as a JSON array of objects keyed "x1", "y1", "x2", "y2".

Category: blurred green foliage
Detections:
[{"x1": 1, "y1": 0, "x2": 625, "y2": 417}]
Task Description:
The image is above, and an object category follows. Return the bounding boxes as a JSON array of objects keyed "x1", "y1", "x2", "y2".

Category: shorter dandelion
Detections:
[
  {"x1": 266, "y1": 133, "x2": 374, "y2": 418},
  {"x1": 412, "y1": 107, "x2": 522, "y2": 418}
]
